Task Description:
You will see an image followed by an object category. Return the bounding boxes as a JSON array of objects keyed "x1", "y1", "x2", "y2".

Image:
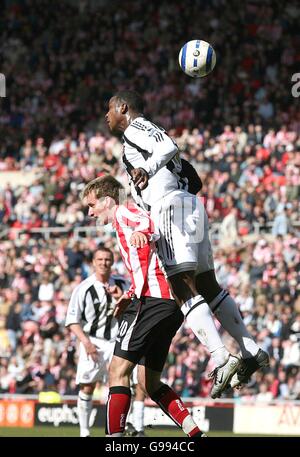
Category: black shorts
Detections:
[{"x1": 114, "y1": 296, "x2": 183, "y2": 372}]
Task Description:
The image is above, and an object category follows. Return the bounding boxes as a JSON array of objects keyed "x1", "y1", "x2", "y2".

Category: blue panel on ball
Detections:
[
  {"x1": 181, "y1": 44, "x2": 187, "y2": 71},
  {"x1": 206, "y1": 45, "x2": 213, "y2": 74},
  {"x1": 194, "y1": 40, "x2": 200, "y2": 67}
]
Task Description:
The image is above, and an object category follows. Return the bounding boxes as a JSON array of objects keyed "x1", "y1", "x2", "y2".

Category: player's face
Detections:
[
  {"x1": 84, "y1": 191, "x2": 110, "y2": 224},
  {"x1": 93, "y1": 250, "x2": 113, "y2": 276},
  {"x1": 105, "y1": 97, "x2": 123, "y2": 133}
]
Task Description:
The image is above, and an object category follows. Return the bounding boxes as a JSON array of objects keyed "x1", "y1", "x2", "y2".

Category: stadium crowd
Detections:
[{"x1": 0, "y1": 0, "x2": 300, "y2": 402}]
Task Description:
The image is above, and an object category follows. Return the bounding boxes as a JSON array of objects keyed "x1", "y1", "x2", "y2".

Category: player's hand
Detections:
[
  {"x1": 131, "y1": 168, "x2": 149, "y2": 190},
  {"x1": 130, "y1": 231, "x2": 148, "y2": 248},
  {"x1": 83, "y1": 340, "x2": 99, "y2": 363},
  {"x1": 113, "y1": 294, "x2": 131, "y2": 318},
  {"x1": 105, "y1": 283, "x2": 123, "y2": 300}
]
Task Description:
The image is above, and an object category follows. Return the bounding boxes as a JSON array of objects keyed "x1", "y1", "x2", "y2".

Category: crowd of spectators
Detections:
[
  {"x1": 0, "y1": 0, "x2": 300, "y2": 402},
  {"x1": 0, "y1": 119, "x2": 299, "y2": 401},
  {"x1": 1, "y1": 0, "x2": 300, "y2": 159}
]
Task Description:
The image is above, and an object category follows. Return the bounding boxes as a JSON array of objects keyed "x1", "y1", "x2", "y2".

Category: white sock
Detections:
[
  {"x1": 77, "y1": 391, "x2": 93, "y2": 437},
  {"x1": 209, "y1": 290, "x2": 260, "y2": 359},
  {"x1": 182, "y1": 415, "x2": 199, "y2": 435},
  {"x1": 132, "y1": 400, "x2": 145, "y2": 432},
  {"x1": 126, "y1": 405, "x2": 133, "y2": 425},
  {"x1": 181, "y1": 295, "x2": 228, "y2": 366}
]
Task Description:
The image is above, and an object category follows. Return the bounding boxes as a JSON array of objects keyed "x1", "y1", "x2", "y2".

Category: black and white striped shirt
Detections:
[
  {"x1": 65, "y1": 274, "x2": 127, "y2": 340},
  {"x1": 122, "y1": 117, "x2": 188, "y2": 210}
]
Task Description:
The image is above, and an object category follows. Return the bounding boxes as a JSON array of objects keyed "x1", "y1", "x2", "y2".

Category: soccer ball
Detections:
[{"x1": 178, "y1": 39, "x2": 216, "y2": 78}]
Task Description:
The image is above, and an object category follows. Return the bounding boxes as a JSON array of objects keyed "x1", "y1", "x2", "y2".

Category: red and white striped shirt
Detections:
[{"x1": 114, "y1": 203, "x2": 172, "y2": 299}]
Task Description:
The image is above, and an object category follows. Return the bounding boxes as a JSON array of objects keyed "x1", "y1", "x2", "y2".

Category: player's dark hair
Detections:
[
  {"x1": 114, "y1": 90, "x2": 144, "y2": 113},
  {"x1": 81, "y1": 175, "x2": 124, "y2": 204},
  {"x1": 94, "y1": 246, "x2": 114, "y2": 262}
]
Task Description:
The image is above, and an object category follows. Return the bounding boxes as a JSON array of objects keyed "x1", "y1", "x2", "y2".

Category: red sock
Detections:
[
  {"x1": 106, "y1": 386, "x2": 131, "y2": 435},
  {"x1": 151, "y1": 384, "x2": 203, "y2": 437}
]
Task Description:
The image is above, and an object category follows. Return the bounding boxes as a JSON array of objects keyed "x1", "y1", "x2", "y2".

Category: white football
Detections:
[{"x1": 178, "y1": 39, "x2": 216, "y2": 78}]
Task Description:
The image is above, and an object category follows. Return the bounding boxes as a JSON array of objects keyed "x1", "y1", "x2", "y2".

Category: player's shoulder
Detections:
[
  {"x1": 110, "y1": 275, "x2": 129, "y2": 288},
  {"x1": 126, "y1": 117, "x2": 165, "y2": 140},
  {"x1": 130, "y1": 117, "x2": 149, "y2": 132},
  {"x1": 115, "y1": 204, "x2": 129, "y2": 219},
  {"x1": 117, "y1": 203, "x2": 148, "y2": 219},
  {"x1": 140, "y1": 118, "x2": 170, "y2": 144},
  {"x1": 72, "y1": 274, "x2": 97, "y2": 295},
  {"x1": 124, "y1": 118, "x2": 149, "y2": 147}
]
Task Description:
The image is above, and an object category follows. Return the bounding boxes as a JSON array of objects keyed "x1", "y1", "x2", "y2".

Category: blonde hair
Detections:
[{"x1": 81, "y1": 176, "x2": 124, "y2": 204}]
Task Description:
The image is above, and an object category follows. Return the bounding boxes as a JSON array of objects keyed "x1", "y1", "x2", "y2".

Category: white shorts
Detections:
[
  {"x1": 152, "y1": 191, "x2": 214, "y2": 277},
  {"x1": 76, "y1": 336, "x2": 115, "y2": 385}
]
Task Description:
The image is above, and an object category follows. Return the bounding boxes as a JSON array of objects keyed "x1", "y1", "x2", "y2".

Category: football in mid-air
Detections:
[{"x1": 178, "y1": 39, "x2": 216, "y2": 78}]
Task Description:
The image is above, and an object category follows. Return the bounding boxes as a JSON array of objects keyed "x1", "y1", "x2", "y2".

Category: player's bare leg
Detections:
[
  {"x1": 124, "y1": 368, "x2": 147, "y2": 437},
  {"x1": 107, "y1": 355, "x2": 206, "y2": 437},
  {"x1": 106, "y1": 356, "x2": 135, "y2": 436},
  {"x1": 137, "y1": 365, "x2": 205, "y2": 437}
]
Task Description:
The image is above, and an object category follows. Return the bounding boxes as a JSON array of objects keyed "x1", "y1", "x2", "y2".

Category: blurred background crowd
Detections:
[{"x1": 0, "y1": 0, "x2": 299, "y2": 401}]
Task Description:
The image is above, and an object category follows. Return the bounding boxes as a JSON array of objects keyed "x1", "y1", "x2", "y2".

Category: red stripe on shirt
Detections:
[
  {"x1": 114, "y1": 216, "x2": 137, "y2": 296},
  {"x1": 114, "y1": 205, "x2": 171, "y2": 299}
]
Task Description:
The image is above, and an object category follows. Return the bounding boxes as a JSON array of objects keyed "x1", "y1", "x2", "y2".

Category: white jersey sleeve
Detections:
[
  {"x1": 124, "y1": 120, "x2": 178, "y2": 178},
  {"x1": 65, "y1": 284, "x2": 84, "y2": 327},
  {"x1": 144, "y1": 136, "x2": 178, "y2": 178},
  {"x1": 122, "y1": 117, "x2": 188, "y2": 208}
]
